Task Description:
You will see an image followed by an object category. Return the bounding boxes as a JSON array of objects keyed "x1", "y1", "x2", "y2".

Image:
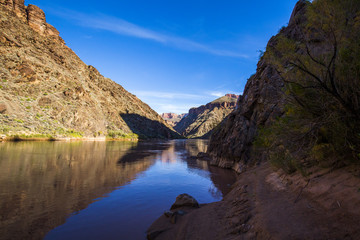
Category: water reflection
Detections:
[
  {"x1": 0, "y1": 141, "x2": 154, "y2": 240},
  {"x1": 0, "y1": 140, "x2": 237, "y2": 240}
]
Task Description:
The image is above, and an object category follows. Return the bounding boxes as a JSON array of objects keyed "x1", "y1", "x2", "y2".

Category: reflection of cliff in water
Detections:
[
  {"x1": 0, "y1": 141, "x2": 157, "y2": 240},
  {"x1": 182, "y1": 140, "x2": 238, "y2": 198},
  {"x1": 184, "y1": 139, "x2": 208, "y2": 157},
  {"x1": 117, "y1": 140, "x2": 174, "y2": 164}
]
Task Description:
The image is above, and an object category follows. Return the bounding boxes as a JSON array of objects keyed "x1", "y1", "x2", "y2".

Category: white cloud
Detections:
[
  {"x1": 132, "y1": 91, "x2": 203, "y2": 100},
  {"x1": 50, "y1": 9, "x2": 248, "y2": 58},
  {"x1": 156, "y1": 103, "x2": 194, "y2": 114},
  {"x1": 210, "y1": 92, "x2": 225, "y2": 98},
  {"x1": 209, "y1": 91, "x2": 243, "y2": 98},
  {"x1": 131, "y1": 90, "x2": 243, "y2": 113},
  {"x1": 130, "y1": 90, "x2": 215, "y2": 114}
]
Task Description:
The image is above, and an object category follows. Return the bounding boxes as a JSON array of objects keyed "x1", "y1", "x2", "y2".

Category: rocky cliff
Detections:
[
  {"x1": 175, "y1": 94, "x2": 239, "y2": 139},
  {"x1": 0, "y1": 1, "x2": 178, "y2": 139},
  {"x1": 161, "y1": 113, "x2": 186, "y2": 128},
  {"x1": 148, "y1": 1, "x2": 360, "y2": 239},
  {"x1": 207, "y1": 1, "x2": 308, "y2": 172}
]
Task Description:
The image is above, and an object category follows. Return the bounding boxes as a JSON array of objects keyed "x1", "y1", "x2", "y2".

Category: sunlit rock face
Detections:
[
  {"x1": 175, "y1": 94, "x2": 239, "y2": 139},
  {"x1": 161, "y1": 113, "x2": 186, "y2": 128},
  {"x1": 207, "y1": 0, "x2": 308, "y2": 172},
  {"x1": 0, "y1": 1, "x2": 178, "y2": 139}
]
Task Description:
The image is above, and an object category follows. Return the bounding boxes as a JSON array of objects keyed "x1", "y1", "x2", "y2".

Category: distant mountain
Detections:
[
  {"x1": 174, "y1": 94, "x2": 239, "y2": 139},
  {"x1": 0, "y1": 1, "x2": 179, "y2": 140},
  {"x1": 161, "y1": 113, "x2": 187, "y2": 128}
]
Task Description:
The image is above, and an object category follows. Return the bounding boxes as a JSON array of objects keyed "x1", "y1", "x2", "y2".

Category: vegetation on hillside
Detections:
[{"x1": 255, "y1": 0, "x2": 360, "y2": 173}]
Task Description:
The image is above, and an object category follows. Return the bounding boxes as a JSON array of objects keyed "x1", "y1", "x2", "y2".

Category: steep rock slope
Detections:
[
  {"x1": 161, "y1": 113, "x2": 186, "y2": 128},
  {"x1": 0, "y1": 1, "x2": 178, "y2": 139},
  {"x1": 175, "y1": 94, "x2": 239, "y2": 139},
  {"x1": 207, "y1": 1, "x2": 308, "y2": 172}
]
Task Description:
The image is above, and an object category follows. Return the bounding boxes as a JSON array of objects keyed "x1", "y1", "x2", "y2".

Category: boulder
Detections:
[
  {"x1": 0, "y1": 103, "x2": 6, "y2": 114},
  {"x1": 170, "y1": 193, "x2": 199, "y2": 210}
]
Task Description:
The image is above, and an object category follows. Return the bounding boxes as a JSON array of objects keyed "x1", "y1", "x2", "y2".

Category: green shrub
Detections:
[
  {"x1": 107, "y1": 130, "x2": 138, "y2": 140},
  {"x1": 0, "y1": 125, "x2": 10, "y2": 134},
  {"x1": 255, "y1": 0, "x2": 360, "y2": 174},
  {"x1": 65, "y1": 129, "x2": 83, "y2": 138}
]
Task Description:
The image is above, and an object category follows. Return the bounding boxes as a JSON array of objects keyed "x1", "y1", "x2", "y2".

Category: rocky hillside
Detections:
[
  {"x1": 0, "y1": 0, "x2": 178, "y2": 140},
  {"x1": 175, "y1": 94, "x2": 239, "y2": 139},
  {"x1": 207, "y1": 1, "x2": 308, "y2": 172},
  {"x1": 161, "y1": 113, "x2": 186, "y2": 128}
]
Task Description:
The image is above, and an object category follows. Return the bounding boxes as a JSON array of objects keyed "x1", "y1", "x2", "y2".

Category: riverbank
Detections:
[
  {"x1": 0, "y1": 136, "x2": 139, "y2": 142},
  {"x1": 147, "y1": 162, "x2": 360, "y2": 239}
]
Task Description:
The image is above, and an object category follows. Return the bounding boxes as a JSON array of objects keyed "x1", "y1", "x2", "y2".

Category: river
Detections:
[{"x1": 0, "y1": 139, "x2": 237, "y2": 240}]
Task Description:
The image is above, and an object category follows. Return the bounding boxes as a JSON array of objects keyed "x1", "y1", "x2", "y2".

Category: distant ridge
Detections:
[{"x1": 173, "y1": 94, "x2": 239, "y2": 138}]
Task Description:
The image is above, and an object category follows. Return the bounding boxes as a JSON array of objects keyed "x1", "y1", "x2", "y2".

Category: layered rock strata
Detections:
[
  {"x1": 161, "y1": 113, "x2": 186, "y2": 128},
  {"x1": 175, "y1": 94, "x2": 239, "y2": 139},
  {"x1": 0, "y1": 1, "x2": 178, "y2": 139}
]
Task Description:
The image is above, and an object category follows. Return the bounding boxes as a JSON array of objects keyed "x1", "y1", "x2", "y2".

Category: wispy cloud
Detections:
[
  {"x1": 131, "y1": 90, "x2": 215, "y2": 113},
  {"x1": 210, "y1": 92, "x2": 225, "y2": 98},
  {"x1": 49, "y1": 9, "x2": 248, "y2": 58},
  {"x1": 129, "y1": 90, "x2": 244, "y2": 113},
  {"x1": 132, "y1": 91, "x2": 204, "y2": 100},
  {"x1": 156, "y1": 103, "x2": 195, "y2": 114},
  {"x1": 209, "y1": 91, "x2": 243, "y2": 98}
]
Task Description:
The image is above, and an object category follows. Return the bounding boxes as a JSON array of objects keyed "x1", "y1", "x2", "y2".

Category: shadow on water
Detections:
[
  {"x1": 120, "y1": 113, "x2": 179, "y2": 139},
  {"x1": 0, "y1": 141, "x2": 159, "y2": 240},
  {"x1": 117, "y1": 140, "x2": 172, "y2": 164},
  {"x1": 178, "y1": 139, "x2": 238, "y2": 197}
]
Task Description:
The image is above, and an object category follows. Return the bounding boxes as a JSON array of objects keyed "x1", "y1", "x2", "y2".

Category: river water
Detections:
[{"x1": 0, "y1": 139, "x2": 237, "y2": 240}]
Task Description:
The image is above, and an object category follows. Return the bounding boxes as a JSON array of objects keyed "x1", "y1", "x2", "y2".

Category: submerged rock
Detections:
[
  {"x1": 147, "y1": 194, "x2": 201, "y2": 239},
  {"x1": 170, "y1": 193, "x2": 199, "y2": 210},
  {"x1": 196, "y1": 152, "x2": 211, "y2": 161}
]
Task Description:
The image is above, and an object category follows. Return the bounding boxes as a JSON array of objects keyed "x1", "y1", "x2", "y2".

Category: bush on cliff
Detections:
[{"x1": 256, "y1": 0, "x2": 360, "y2": 173}]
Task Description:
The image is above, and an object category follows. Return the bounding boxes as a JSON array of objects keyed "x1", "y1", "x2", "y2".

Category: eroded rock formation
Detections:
[
  {"x1": 0, "y1": 2, "x2": 178, "y2": 139},
  {"x1": 161, "y1": 113, "x2": 186, "y2": 128},
  {"x1": 175, "y1": 94, "x2": 239, "y2": 139}
]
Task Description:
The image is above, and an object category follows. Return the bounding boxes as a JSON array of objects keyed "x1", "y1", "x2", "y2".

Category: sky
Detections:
[{"x1": 25, "y1": 0, "x2": 299, "y2": 114}]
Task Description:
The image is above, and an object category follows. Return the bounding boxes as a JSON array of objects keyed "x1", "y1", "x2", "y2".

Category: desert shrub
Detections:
[
  {"x1": 107, "y1": 130, "x2": 138, "y2": 140},
  {"x1": 255, "y1": 0, "x2": 360, "y2": 173}
]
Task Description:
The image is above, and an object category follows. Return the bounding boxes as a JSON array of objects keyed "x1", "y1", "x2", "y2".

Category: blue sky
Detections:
[{"x1": 25, "y1": 0, "x2": 298, "y2": 114}]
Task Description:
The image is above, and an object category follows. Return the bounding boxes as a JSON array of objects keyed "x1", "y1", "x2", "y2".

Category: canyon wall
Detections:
[
  {"x1": 207, "y1": 1, "x2": 308, "y2": 172},
  {"x1": 175, "y1": 94, "x2": 239, "y2": 139},
  {"x1": 0, "y1": 1, "x2": 178, "y2": 139}
]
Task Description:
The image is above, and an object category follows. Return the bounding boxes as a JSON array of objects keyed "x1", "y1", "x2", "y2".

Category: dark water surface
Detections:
[{"x1": 0, "y1": 140, "x2": 237, "y2": 240}]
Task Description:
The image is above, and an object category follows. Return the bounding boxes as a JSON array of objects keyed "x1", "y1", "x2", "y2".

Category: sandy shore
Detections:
[{"x1": 148, "y1": 162, "x2": 360, "y2": 239}]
